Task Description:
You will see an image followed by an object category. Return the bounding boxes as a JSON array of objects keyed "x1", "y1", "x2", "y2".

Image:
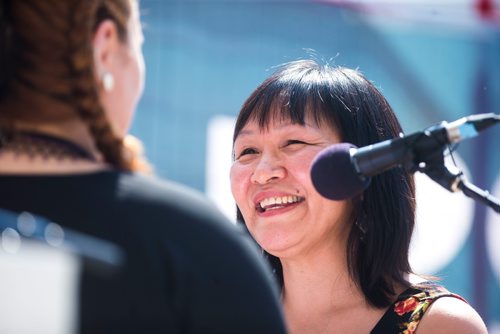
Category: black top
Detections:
[{"x1": 0, "y1": 171, "x2": 286, "y2": 334}]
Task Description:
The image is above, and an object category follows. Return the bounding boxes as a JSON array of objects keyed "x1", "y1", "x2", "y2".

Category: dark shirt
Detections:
[{"x1": 0, "y1": 171, "x2": 286, "y2": 333}]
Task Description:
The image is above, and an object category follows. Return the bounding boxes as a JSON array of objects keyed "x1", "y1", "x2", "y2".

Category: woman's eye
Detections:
[
  {"x1": 237, "y1": 148, "x2": 258, "y2": 158},
  {"x1": 285, "y1": 140, "x2": 307, "y2": 147}
]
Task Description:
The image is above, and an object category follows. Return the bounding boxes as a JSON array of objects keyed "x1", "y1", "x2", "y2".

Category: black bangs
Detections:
[
  {"x1": 233, "y1": 60, "x2": 342, "y2": 142},
  {"x1": 233, "y1": 59, "x2": 416, "y2": 308}
]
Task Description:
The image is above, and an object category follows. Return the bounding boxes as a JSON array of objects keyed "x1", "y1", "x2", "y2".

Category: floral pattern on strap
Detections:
[
  {"x1": 393, "y1": 283, "x2": 466, "y2": 334},
  {"x1": 370, "y1": 281, "x2": 467, "y2": 334}
]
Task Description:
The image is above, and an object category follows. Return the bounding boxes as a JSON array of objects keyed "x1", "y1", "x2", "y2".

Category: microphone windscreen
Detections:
[{"x1": 310, "y1": 143, "x2": 371, "y2": 200}]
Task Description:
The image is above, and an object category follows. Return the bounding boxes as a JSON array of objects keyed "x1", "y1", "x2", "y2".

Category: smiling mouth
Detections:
[{"x1": 256, "y1": 195, "x2": 305, "y2": 213}]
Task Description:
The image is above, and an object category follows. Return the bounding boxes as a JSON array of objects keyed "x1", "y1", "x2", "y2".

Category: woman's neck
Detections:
[
  {"x1": 0, "y1": 121, "x2": 108, "y2": 174},
  {"x1": 280, "y1": 241, "x2": 383, "y2": 334},
  {"x1": 16, "y1": 121, "x2": 101, "y2": 159},
  {"x1": 281, "y1": 245, "x2": 362, "y2": 312}
]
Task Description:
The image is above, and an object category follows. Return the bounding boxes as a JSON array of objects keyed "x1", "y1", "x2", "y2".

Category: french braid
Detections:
[
  {"x1": 68, "y1": 0, "x2": 131, "y2": 170},
  {"x1": 0, "y1": 0, "x2": 149, "y2": 172}
]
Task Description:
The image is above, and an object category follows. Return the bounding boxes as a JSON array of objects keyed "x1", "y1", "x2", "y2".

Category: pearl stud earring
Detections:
[{"x1": 102, "y1": 72, "x2": 114, "y2": 91}]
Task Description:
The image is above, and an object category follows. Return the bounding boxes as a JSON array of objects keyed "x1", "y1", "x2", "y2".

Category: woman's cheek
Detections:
[{"x1": 230, "y1": 165, "x2": 248, "y2": 206}]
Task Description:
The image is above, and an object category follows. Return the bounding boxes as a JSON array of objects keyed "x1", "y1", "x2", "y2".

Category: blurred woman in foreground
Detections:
[{"x1": 0, "y1": 1, "x2": 286, "y2": 332}]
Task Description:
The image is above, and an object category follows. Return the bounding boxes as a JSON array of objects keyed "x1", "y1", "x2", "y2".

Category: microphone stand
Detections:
[
  {"x1": 414, "y1": 149, "x2": 500, "y2": 214},
  {"x1": 457, "y1": 178, "x2": 500, "y2": 214}
]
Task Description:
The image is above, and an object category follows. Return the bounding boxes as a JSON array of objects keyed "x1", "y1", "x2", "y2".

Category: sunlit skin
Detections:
[
  {"x1": 230, "y1": 116, "x2": 352, "y2": 262},
  {"x1": 230, "y1": 115, "x2": 489, "y2": 334},
  {"x1": 96, "y1": 0, "x2": 145, "y2": 138},
  {"x1": 230, "y1": 116, "x2": 488, "y2": 334}
]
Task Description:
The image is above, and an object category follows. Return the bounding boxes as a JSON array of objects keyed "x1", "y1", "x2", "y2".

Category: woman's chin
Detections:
[{"x1": 256, "y1": 236, "x2": 298, "y2": 258}]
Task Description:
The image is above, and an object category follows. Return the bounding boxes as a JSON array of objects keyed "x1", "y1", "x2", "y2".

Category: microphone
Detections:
[{"x1": 310, "y1": 113, "x2": 500, "y2": 200}]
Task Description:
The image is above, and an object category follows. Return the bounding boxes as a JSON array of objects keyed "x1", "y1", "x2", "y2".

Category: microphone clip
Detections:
[{"x1": 414, "y1": 148, "x2": 500, "y2": 214}]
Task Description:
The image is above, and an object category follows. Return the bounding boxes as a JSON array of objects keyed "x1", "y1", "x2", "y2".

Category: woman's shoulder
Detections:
[
  {"x1": 416, "y1": 293, "x2": 487, "y2": 334},
  {"x1": 372, "y1": 281, "x2": 487, "y2": 334},
  {"x1": 117, "y1": 171, "x2": 228, "y2": 221},
  {"x1": 116, "y1": 172, "x2": 266, "y2": 257}
]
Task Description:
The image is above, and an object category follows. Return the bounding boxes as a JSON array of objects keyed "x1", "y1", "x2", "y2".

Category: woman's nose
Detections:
[{"x1": 250, "y1": 154, "x2": 286, "y2": 185}]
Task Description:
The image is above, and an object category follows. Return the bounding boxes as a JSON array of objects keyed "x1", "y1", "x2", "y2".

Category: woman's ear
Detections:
[{"x1": 92, "y1": 19, "x2": 120, "y2": 85}]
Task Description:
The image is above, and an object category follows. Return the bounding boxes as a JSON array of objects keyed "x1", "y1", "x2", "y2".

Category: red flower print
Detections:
[{"x1": 394, "y1": 297, "x2": 419, "y2": 316}]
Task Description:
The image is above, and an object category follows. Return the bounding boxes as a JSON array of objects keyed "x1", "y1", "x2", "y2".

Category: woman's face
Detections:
[
  {"x1": 230, "y1": 115, "x2": 352, "y2": 259},
  {"x1": 98, "y1": 0, "x2": 145, "y2": 138}
]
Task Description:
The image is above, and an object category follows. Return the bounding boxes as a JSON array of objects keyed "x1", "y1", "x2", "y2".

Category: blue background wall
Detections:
[{"x1": 133, "y1": 0, "x2": 500, "y2": 330}]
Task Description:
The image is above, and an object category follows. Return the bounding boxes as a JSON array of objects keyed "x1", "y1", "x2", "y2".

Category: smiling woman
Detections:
[
  {"x1": 230, "y1": 59, "x2": 487, "y2": 334},
  {"x1": 231, "y1": 118, "x2": 350, "y2": 257}
]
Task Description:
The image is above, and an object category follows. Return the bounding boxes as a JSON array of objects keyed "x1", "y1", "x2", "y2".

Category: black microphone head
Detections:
[{"x1": 310, "y1": 143, "x2": 371, "y2": 200}]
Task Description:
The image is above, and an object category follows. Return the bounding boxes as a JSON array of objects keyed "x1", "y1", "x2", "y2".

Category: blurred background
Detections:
[{"x1": 133, "y1": 0, "x2": 500, "y2": 331}]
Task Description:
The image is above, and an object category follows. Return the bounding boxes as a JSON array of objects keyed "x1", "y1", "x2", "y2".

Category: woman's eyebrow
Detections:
[{"x1": 235, "y1": 129, "x2": 255, "y2": 138}]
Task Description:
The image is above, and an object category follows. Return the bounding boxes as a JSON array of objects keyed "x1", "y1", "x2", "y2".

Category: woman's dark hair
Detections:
[
  {"x1": 233, "y1": 59, "x2": 416, "y2": 308},
  {"x1": 0, "y1": 0, "x2": 141, "y2": 171}
]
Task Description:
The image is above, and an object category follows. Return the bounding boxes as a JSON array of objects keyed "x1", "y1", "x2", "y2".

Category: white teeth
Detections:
[{"x1": 259, "y1": 196, "x2": 301, "y2": 209}]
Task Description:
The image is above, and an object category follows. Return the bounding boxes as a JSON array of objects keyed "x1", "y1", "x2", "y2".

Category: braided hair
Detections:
[{"x1": 0, "y1": 0, "x2": 146, "y2": 171}]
